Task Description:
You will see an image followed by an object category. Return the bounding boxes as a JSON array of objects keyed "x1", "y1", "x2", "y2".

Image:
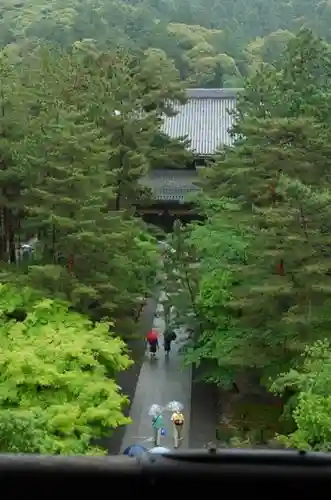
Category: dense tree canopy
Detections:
[
  {"x1": 163, "y1": 29, "x2": 331, "y2": 451},
  {"x1": 272, "y1": 340, "x2": 331, "y2": 451},
  {"x1": 1, "y1": 0, "x2": 331, "y2": 87},
  {"x1": 1, "y1": 0, "x2": 331, "y2": 455},
  {"x1": 0, "y1": 43, "x2": 187, "y2": 334},
  {"x1": 0, "y1": 34, "x2": 188, "y2": 452},
  {"x1": 0, "y1": 283, "x2": 131, "y2": 454}
]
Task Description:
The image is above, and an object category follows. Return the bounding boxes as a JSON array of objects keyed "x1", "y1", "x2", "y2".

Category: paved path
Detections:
[
  {"x1": 120, "y1": 292, "x2": 192, "y2": 451},
  {"x1": 104, "y1": 296, "x2": 158, "y2": 454}
]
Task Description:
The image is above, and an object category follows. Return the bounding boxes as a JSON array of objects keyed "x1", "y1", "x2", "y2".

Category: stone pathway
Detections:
[{"x1": 120, "y1": 292, "x2": 192, "y2": 451}]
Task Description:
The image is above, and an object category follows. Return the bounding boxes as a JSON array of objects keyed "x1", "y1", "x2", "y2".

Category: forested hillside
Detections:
[{"x1": 1, "y1": 0, "x2": 330, "y2": 87}]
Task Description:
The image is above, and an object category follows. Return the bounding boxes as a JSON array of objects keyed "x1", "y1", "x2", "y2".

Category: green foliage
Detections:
[
  {"x1": 0, "y1": 29, "x2": 191, "y2": 453},
  {"x1": 3, "y1": 0, "x2": 331, "y2": 87},
  {"x1": 271, "y1": 340, "x2": 331, "y2": 451},
  {"x1": 0, "y1": 283, "x2": 132, "y2": 454},
  {"x1": 0, "y1": 44, "x2": 184, "y2": 334},
  {"x1": 219, "y1": 400, "x2": 285, "y2": 445},
  {"x1": 199, "y1": 29, "x2": 331, "y2": 447},
  {"x1": 163, "y1": 199, "x2": 253, "y2": 387},
  {"x1": 204, "y1": 29, "x2": 331, "y2": 374},
  {"x1": 0, "y1": 0, "x2": 331, "y2": 455},
  {"x1": 161, "y1": 29, "x2": 331, "y2": 450},
  {"x1": 0, "y1": 42, "x2": 184, "y2": 453},
  {"x1": 0, "y1": 410, "x2": 49, "y2": 453}
]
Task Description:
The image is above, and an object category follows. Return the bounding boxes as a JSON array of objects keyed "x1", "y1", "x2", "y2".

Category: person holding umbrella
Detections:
[
  {"x1": 163, "y1": 327, "x2": 176, "y2": 356},
  {"x1": 146, "y1": 328, "x2": 159, "y2": 359},
  {"x1": 166, "y1": 401, "x2": 184, "y2": 449},
  {"x1": 148, "y1": 405, "x2": 165, "y2": 446},
  {"x1": 152, "y1": 413, "x2": 165, "y2": 446},
  {"x1": 171, "y1": 409, "x2": 184, "y2": 448}
]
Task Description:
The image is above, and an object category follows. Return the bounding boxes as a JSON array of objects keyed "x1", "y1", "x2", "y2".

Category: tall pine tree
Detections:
[{"x1": 202, "y1": 29, "x2": 331, "y2": 381}]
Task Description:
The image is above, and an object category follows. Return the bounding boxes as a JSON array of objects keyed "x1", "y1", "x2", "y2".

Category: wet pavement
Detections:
[
  {"x1": 104, "y1": 296, "x2": 157, "y2": 454},
  {"x1": 120, "y1": 292, "x2": 192, "y2": 451}
]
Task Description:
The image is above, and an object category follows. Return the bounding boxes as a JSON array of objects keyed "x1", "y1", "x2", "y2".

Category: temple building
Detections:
[{"x1": 137, "y1": 88, "x2": 242, "y2": 231}]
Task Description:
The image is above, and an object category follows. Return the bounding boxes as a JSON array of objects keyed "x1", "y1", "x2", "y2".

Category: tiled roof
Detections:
[
  {"x1": 140, "y1": 169, "x2": 200, "y2": 201},
  {"x1": 161, "y1": 88, "x2": 242, "y2": 156}
]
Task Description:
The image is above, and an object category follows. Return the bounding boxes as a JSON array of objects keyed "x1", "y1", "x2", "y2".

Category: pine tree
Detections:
[
  {"x1": 0, "y1": 44, "x2": 188, "y2": 334},
  {"x1": 11, "y1": 47, "x2": 160, "y2": 334},
  {"x1": 19, "y1": 47, "x2": 110, "y2": 286},
  {"x1": 83, "y1": 47, "x2": 190, "y2": 210},
  {"x1": 137, "y1": 49, "x2": 193, "y2": 170},
  {"x1": 202, "y1": 29, "x2": 331, "y2": 380},
  {"x1": 0, "y1": 54, "x2": 32, "y2": 264}
]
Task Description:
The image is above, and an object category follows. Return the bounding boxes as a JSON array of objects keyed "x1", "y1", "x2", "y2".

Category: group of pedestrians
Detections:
[
  {"x1": 146, "y1": 327, "x2": 176, "y2": 358},
  {"x1": 146, "y1": 320, "x2": 184, "y2": 448},
  {"x1": 152, "y1": 408, "x2": 185, "y2": 448}
]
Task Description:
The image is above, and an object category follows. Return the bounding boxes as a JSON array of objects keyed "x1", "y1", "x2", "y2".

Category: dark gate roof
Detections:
[
  {"x1": 140, "y1": 169, "x2": 200, "y2": 202},
  {"x1": 161, "y1": 88, "x2": 242, "y2": 155}
]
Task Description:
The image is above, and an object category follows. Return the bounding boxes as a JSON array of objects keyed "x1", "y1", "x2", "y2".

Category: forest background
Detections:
[
  {"x1": 1, "y1": 0, "x2": 330, "y2": 87},
  {"x1": 0, "y1": 0, "x2": 330, "y2": 454}
]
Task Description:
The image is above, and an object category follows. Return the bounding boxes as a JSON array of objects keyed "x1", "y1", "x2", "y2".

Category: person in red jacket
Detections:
[{"x1": 146, "y1": 329, "x2": 159, "y2": 358}]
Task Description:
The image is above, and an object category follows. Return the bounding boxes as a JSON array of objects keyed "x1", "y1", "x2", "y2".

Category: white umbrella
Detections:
[
  {"x1": 149, "y1": 446, "x2": 170, "y2": 454},
  {"x1": 148, "y1": 404, "x2": 163, "y2": 417},
  {"x1": 166, "y1": 400, "x2": 183, "y2": 412}
]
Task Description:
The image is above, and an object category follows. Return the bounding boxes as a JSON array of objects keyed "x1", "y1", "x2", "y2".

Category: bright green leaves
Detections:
[
  {"x1": 272, "y1": 340, "x2": 331, "y2": 451},
  {"x1": 197, "y1": 269, "x2": 233, "y2": 315},
  {"x1": 0, "y1": 283, "x2": 132, "y2": 454},
  {"x1": 163, "y1": 198, "x2": 252, "y2": 386}
]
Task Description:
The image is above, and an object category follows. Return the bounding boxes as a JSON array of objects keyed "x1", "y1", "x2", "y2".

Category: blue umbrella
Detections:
[{"x1": 123, "y1": 444, "x2": 148, "y2": 457}]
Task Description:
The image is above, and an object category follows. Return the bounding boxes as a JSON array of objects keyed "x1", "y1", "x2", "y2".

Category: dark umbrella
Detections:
[{"x1": 123, "y1": 444, "x2": 148, "y2": 457}]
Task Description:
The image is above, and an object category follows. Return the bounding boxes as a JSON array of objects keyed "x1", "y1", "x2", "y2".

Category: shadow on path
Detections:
[{"x1": 189, "y1": 365, "x2": 218, "y2": 448}]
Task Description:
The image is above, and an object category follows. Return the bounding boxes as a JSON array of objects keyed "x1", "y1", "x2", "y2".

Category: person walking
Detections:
[
  {"x1": 171, "y1": 408, "x2": 184, "y2": 448},
  {"x1": 146, "y1": 328, "x2": 159, "y2": 359},
  {"x1": 164, "y1": 328, "x2": 176, "y2": 356},
  {"x1": 152, "y1": 413, "x2": 164, "y2": 446}
]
